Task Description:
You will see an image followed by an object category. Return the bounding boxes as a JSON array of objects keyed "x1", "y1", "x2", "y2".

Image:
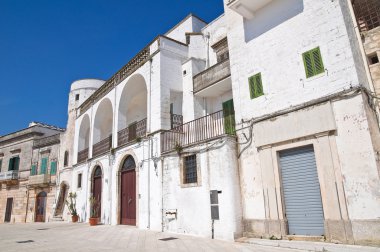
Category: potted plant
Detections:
[
  {"x1": 89, "y1": 196, "x2": 100, "y2": 226},
  {"x1": 65, "y1": 192, "x2": 79, "y2": 223}
]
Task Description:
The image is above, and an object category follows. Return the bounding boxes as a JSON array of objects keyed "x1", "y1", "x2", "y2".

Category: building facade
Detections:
[{"x1": 1, "y1": 0, "x2": 379, "y2": 246}]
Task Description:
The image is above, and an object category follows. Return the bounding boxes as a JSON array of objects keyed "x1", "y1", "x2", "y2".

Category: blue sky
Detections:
[{"x1": 0, "y1": 0, "x2": 224, "y2": 136}]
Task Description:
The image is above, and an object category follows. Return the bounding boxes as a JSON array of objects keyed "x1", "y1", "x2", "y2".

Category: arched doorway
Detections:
[
  {"x1": 120, "y1": 156, "x2": 136, "y2": 225},
  {"x1": 35, "y1": 191, "x2": 47, "y2": 222},
  {"x1": 54, "y1": 183, "x2": 68, "y2": 217},
  {"x1": 92, "y1": 166, "x2": 102, "y2": 219}
]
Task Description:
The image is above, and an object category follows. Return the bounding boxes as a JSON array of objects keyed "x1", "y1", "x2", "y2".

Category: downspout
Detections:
[
  {"x1": 147, "y1": 57, "x2": 153, "y2": 229},
  {"x1": 161, "y1": 158, "x2": 164, "y2": 232}
]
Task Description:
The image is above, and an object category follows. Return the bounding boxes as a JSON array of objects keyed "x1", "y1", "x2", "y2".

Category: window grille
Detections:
[{"x1": 184, "y1": 155, "x2": 197, "y2": 184}]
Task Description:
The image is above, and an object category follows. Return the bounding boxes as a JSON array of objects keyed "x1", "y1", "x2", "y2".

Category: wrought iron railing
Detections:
[
  {"x1": 0, "y1": 170, "x2": 18, "y2": 182},
  {"x1": 77, "y1": 148, "x2": 89, "y2": 164},
  {"x1": 33, "y1": 134, "x2": 60, "y2": 148},
  {"x1": 353, "y1": 0, "x2": 380, "y2": 33},
  {"x1": 171, "y1": 114, "x2": 183, "y2": 129},
  {"x1": 161, "y1": 110, "x2": 235, "y2": 153},
  {"x1": 118, "y1": 118, "x2": 147, "y2": 146},
  {"x1": 193, "y1": 58, "x2": 231, "y2": 93},
  {"x1": 92, "y1": 135, "x2": 112, "y2": 158}
]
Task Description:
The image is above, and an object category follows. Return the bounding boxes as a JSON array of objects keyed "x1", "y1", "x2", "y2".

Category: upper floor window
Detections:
[
  {"x1": 249, "y1": 73, "x2": 264, "y2": 99},
  {"x1": 50, "y1": 160, "x2": 57, "y2": 175},
  {"x1": 64, "y1": 151, "x2": 69, "y2": 167},
  {"x1": 40, "y1": 157, "x2": 48, "y2": 174},
  {"x1": 212, "y1": 37, "x2": 229, "y2": 63},
  {"x1": 8, "y1": 156, "x2": 20, "y2": 171},
  {"x1": 31, "y1": 164, "x2": 37, "y2": 176},
  {"x1": 0, "y1": 159, "x2": 2, "y2": 171},
  {"x1": 78, "y1": 173, "x2": 82, "y2": 189},
  {"x1": 75, "y1": 94, "x2": 80, "y2": 101},
  {"x1": 302, "y1": 47, "x2": 325, "y2": 78}
]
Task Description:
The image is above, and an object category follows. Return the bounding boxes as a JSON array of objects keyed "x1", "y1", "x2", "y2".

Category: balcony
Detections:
[
  {"x1": 161, "y1": 110, "x2": 236, "y2": 153},
  {"x1": 77, "y1": 148, "x2": 89, "y2": 164},
  {"x1": 118, "y1": 118, "x2": 147, "y2": 146},
  {"x1": 33, "y1": 133, "x2": 60, "y2": 149},
  {"x1": 227, "y1": 0, "x2": 274, "y2": 19},
  {"x1": 0, "y1": 171, "x2": 18, "y2": 183},
  {"x1": 352, "y1": 0, "x2": 380, "y2": 33},
  {"x1": 93, "y1": 135, "x2": 112, "y2": 158},
  {"x1": 193, "y1": 58, "x2": 231, "y2": 95},
  {"x1": 29, "y1": 174, "x2": 50, "y2": 187}
]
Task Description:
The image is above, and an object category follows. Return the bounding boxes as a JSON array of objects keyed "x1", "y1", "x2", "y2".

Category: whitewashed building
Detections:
[{"x1": 54, "y1": 0, "x2": 380, "y2": 246}]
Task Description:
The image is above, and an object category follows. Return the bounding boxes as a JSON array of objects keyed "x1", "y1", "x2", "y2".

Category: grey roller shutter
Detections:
[{"x1": 279, "y1": 145, "x2": 324, "y2": 236}]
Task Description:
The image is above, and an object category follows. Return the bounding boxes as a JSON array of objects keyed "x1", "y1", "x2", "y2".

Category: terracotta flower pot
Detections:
[
  {"x1": 89, "y1": 217, "x2": 98, "y2": 226},
  {"x1": 71, "y1": 215, "x2": 79, "y2": 223}
]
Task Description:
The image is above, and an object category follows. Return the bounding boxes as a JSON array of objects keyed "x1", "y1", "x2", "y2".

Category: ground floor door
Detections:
[
  {"x1": 4, "y1": 198, "x2": 13, "y2": 222},
  {"x1": 55, "y1": 184, "x2": 67, "y2": 216},
  {"x1": 120, "y1": 169, "x2": 136, "y2": 225},
  {"x1": 93, "y1": 177, "x2": 102, "y2": 218},
  {"x1": 279, "y1": 145, "x2": 325, "y2": 236},
  {"x1": 35, "y1": 192, "x2": 47, "y2": 222}
]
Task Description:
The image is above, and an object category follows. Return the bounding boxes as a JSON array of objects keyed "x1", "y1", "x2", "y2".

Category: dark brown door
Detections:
[
  {"x1": 4, "y1": 198, "x2": 13, "y2": 222},
  {"x1": 55, "y1": 184, "x2": 67, "y2": 216},
  {"x1": 93, "y1": 177, "x2": 102, "y2": 218},
  {"x1": 35, "y1": 192, "x2": 47, "y2": 222},
  {"x1": 120, "y1": 169, "x2": 136, "y2": 225}
]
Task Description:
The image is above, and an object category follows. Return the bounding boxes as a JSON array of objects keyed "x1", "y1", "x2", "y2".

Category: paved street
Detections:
[{"x1": 0, "y1": 222, "x2": 378, "y2": 252}]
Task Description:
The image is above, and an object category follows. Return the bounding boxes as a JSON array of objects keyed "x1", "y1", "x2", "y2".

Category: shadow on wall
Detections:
[{"x1": 244, "y1": 0, "x2": 304, "y2": 42}]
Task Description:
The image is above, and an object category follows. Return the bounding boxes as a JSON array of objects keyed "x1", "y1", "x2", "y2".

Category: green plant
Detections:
[
  {"x1": 269, "y1": 235, "x2": 280, "y2": 240},
  {"x1": 89, "y1": 196, "x2": 100, "y2": 218},
  {"x1": 65, "y1": 192, "x2": 78, "y2": 216},
  {"x1": 174, "y1": 142, "x2": 183, "y2": 154}
]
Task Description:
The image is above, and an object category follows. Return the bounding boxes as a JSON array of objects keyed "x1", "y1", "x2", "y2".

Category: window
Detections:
[
  {"x1": 64, "y1": 151, "x2": 69, "y2": 167},
  {"x1": 75, "y1": 94, "x2": 80, "y2": 101},
  {"x1": 302, "y1": 47, "x2": 325, "y2": 78},
  {"x1": 8, "y1": 156, "x2": 20, "y2": 171},
  {"x1": 249, "y1": 73, "x2": 264, "y2": 99},
  {"x1": 40, "y1": 157, "x2": 48, "y2": 174},
  {"x1": 368, "y1": 53, "x2": 379, "y2": 65},
  {"x1": 50, "y1": 161, "x2": 57, "y2": 175},
  {"x1": 31, "y1": 164, "x2": 37, "y2": 176},
  {"x1": 77, "y1": 173, "x2": 82, "y2": 189},
  {"x1": 183, "y1": 155, "x2": 197, "y2": 184},
  {"x1": 0, "y1": 159, "x2": 2, "y2": 171}
]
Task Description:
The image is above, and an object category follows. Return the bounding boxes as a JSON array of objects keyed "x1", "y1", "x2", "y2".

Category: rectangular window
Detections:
[
  {"x1": 50, "y1": 161, "x2": 57, "y2": 175},
  {"x1": 40, "y1": 158, "x2": 48, "y2": 174},
  {"x1": 303, "y1": 47, "x2": 325, "y2": 78},
  {"x1": 184, "y1": 155, "x2": 197, "y2": 184},
  {"x1": 77, "y1": 173, "x2": 82, "y2": 189},
  {"x1": 31, "y1": 164, "x2": 37, "y2": 176},
  {"x1": 8, "y1": 156, "x2": 20, "y2": 171},
  {"x1": 0, "y1": 159, "x2": 2, "y2": 171},
  {"x1": 249, "y1": 73, "x2": 264, "y2": 99},
  {"x1": 75, "y1": 94, "x2": 80, "y2": 101}
]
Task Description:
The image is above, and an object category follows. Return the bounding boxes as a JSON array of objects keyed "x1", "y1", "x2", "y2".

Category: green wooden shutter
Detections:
[
  {"x1": 40, "y1": 158, "x2": 48, "y2": 174},
  {"x1": 31, "y1": 165, "x2": 37, "y2": 176},
  {"x1": 249, "y1": 73, "x2": 264, "y2": 99},
  {"x1": 50, "y1": 161, "x2": 57, "y2": 175},
  {"x1": 8, "y1": 158, "x2": 14, "y2": 171},
  {"x1": 223, "y1": 99, "x2": 236, "y2": 135},
  {"x1": 303, "y1": 47, "x2": 324, "y2": 78},
  {"x1": 14, "y1": 157, "x2": 20, "y2": 171}
]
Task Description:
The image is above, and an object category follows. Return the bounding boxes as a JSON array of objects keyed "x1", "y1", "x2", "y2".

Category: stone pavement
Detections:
[{"x1": 0, "y1": 222, "x2": 377, "y2": 252}]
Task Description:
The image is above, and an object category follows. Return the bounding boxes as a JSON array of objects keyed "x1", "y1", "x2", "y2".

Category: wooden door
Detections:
[
  {"x1": 93, "y1": 177, "x2": 102, "y2": 218},
  {"x1": 222, "y1": 99, "x2": 235, "y2": 135},
  {"x1": 35, "y1": 192, "x2": 47, "y2": 222},
  {"x1": 120, "y1": 169, "x2": 136, "y2": 225},
  {"x1": 4, "y1": 198, "x2": 13, "y2": 222},
  {"x1": 55, "y1": 184, "x2": 67, "y2": 216}
]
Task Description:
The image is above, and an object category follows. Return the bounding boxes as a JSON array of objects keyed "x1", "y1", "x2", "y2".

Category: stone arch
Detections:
[
  {"x1": 78, "y1": 114, "x2": 91, "y2": 151},
  {"x1": 117, "y1": 74, "x2": 148, "y2": 132},
  {"x1": 93, "y1": 98, "x2": 113, "y2": 145}
]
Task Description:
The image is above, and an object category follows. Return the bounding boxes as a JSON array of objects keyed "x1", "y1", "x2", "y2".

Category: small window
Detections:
[
  {"x1": 0, "y1": 159, "x2": 2, "y2": 171},
  {"x1": 64, "y1": 151, "x2": 69, "y2": 167},
  {"x1": 8, "y1": 156, "x2": 20, "y2": 171},
  {"x1": 369, "y1": 54, "x2": 379, "y2": 65},
  {"x1": 77, "y1": 173, "x2": 82, "y2": 189},
  {"x1": 183, "y1": 155, "x2": 197, "y2": 184},
  {"x1": 302, "y1": 47, "x2": 325, "y2": 78},
  {"x1": 75, "y1": 94, "x2": 80, "y2": 101},
  {"x1": 249, "y1": 73, "x2": 264, "y2": 99}
]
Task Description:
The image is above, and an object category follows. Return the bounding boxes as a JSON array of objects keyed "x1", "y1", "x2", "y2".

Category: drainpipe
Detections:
[
  {"x1": 147, "y1": 137, "x2": 151, "y2": 229},
  {"x1": 161, "y1": 158, "x2": 164, "y2": 232},
  {"x1": 147, "y1": 57, "x2": 153, "y2": 229}
]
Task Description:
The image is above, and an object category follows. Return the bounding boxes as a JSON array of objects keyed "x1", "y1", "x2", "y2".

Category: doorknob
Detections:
[{"x1": 128, "y1": 198, "x2": 132, "y2": 204}]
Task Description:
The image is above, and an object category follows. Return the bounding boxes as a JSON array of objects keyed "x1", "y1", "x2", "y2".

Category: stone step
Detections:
[{"x1": 49, "y1": 216, "x2": 64, "y2": 222}]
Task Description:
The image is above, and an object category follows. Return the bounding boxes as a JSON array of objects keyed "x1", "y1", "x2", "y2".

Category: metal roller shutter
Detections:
[{"x1": 279, "y1": 145, "x2": 324, "y2": 236}]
